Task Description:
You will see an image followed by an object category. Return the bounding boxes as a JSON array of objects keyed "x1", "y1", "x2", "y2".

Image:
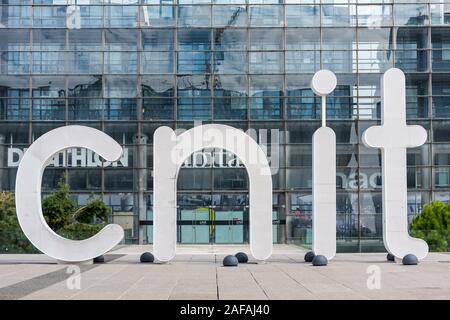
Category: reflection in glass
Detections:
[
  {"x1": 68, "y1": 98, "x2": 102, "y2": 120},
  {"x1": 394, "y1": 4, "x2": 429, "y2": 26},
  {"x1": 105, "y1": 5, "x2": 138, "y2": 28},
  {"x1": 0, "y1": 1, "x2": 448, "y2": 249},
  {"x1": 212, "y1": 5, "x2": 247, "y2": 27}
]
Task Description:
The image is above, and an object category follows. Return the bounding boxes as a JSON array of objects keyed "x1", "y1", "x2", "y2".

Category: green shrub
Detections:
[
  {"x1": 74, "y1": 197, "x2": 110, "y2": 224},
  {"x1": 410, "y1": 201, "x2": 450, "y2": 252},
  {"x1": 0, "y1": 192, "x2": 37, "y2": 253},
  {"x1": 1, "y1": 178, "x2": 112, "y2": 253},
  {"x1": 42, "y1": 180, "x2": 76, "y2": 231},
  {"x1": 58, "y1": 223, "x2": 103, "y2": 240}
]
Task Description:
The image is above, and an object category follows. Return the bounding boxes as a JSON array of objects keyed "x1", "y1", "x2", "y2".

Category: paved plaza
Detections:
[{"x1": 0, "y1": 245, "x2": 449, "y2": 300}]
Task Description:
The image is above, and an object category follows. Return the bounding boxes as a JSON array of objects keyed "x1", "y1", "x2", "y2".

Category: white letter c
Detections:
[{"x1": 15, "y1": 125, "x2": 124, "y2": 262}]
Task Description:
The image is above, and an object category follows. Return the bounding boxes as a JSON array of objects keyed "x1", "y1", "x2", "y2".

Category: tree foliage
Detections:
[
  {"x1": 58, "y1": 223, "x2": 103, "y2": 241},
  {"x1": 1, "y1": 179, "x2": 111, "y2": 253},
  {"x1": 0, "y1": 192, "x2": 15, "y2": 225},
  {"x1": 74, "y1": 197, "x2": 110, "y2": 224},
  {"x1": 0, "y1": 192, "x2": 37, "y2": 253},
  {"x1": 410, "y1": 201, "x2": 450, "y2": 252},
  {"x1": 42, "y1": 180, "x2": 76, "y2": 231}
]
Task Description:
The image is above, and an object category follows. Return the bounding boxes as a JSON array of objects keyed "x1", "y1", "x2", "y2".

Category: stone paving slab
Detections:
[
  {"x1": 0, "y1": 245, "x2": 449, "y2": 300},
  {"x1": 0, "y1": 265, "x2": 65, "y2": 290}
]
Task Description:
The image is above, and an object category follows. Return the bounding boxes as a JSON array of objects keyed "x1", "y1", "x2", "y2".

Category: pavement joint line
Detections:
[
  {"x1": 248, "y1": 266, "x2": 269, "y2": 300},
  {"x1": 285, "y1": 254, "x2": 302, "y2": 263},
  {"x1": 313, "y1": 266, "x2": 362, "y2": 297},
  {"x1": 116, "y1": 276, "x2": 146, "y2": 300},
  {"x1": 272, "y1": 262, "x2": 315, "y2": 295},
  {"x1": 167, "y1": 270, "x2": 181, "y2": 300},
  {"x1": 214, "y1": 255, "x2": 220, "y2": 300},
  {"x1": 68, "y1": 262, "x2": 130, "y2": 300}
]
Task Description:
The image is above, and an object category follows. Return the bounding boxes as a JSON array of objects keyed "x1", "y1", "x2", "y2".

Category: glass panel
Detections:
[
  {"x1": 0, "y1": 97, "x2": 29, "y2": 120},
  {"x1": 1, "y1": 51, "x2": 30, "y2": 74},
  {"x1": 105, "y1": 5, "x2": 138, "y2": 27},
  {"x1": 0, "y1": 30, "x2": 29, "y2": 51},
  {"x1": 285, "y1": 5, "x2": 320, "y2": 27},
  {"x1": 212, "y1": 5, "x2": 247, "y2": 27},
  {"x1": 214, "y1": 51, "x2": 246, "y2": 74},
  {"x1": 394, "y1": 4, "x2": 429, "y2": 26},
  {"x1": 31, "y1": 76, "x2": 65, "y2": 98},
  {"x1": 249, "y1": 5, "x2": 282, "y2": 27},
  {"x1": 0, "y1": 6, "x2": 30, "y2": 27},
  {"x1": 431, "y1": 3, "x2": 450, "y2": 25},
  {"x1": 32, "y1": 99, "x2": 65, "y2": 120},
  {"x1": 178, "y1": 5, "x2": 211, "y2": 27},
  {"x1": 104, "y1": 98, "x2": 137, "y2": 120},
  {"x1": 140, "y1": 5, "x2": 176, "y2": 27},
  {"x1": 214, "y1": 29, "x2": 247, "y2": 51},
  {"x1": 68, "y1": 51, "x2": 103, "y2": 74},
  {"x1": 286, "y1": 28, "x2": 320, "y2": 51},
  {"x1": 142, "y1": 98, "x2": 174, "y2": 120},
  {"x1": 142, "y1": 29, "x2": 174, "y2": 51},
  {"x1": 104, "y1": 76, "x2": 137, "y2": 98},
  {"x1": 33, "y1": 6, "x2": 67, "y2": 28},
  {"x1": 68, "y1": 29, "x2": 103, "y2": 51},
  {"x1": 357, "y1": 4, "x2": 392, "y2": 27},
  {"x1": 68, "y1": 98, "x2": 102, "y2": 120},
  {"x1": 322, "y1": 4, "x2": 355, "y2": 27}
]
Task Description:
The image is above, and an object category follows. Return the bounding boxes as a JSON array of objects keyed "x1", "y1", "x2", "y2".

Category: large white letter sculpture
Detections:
[
  {"x1": 153, "y1": 124, "x2": 273, "y2": 262},
  {"x1": 311, "y1": 70, "x2": 337, "y2": 261},
  {"x1": 362, "y1": 68, "x2": 429, "y2": 261},
  {"x1": 15, "y1": 126, "x2": 124, "y2": 263}
]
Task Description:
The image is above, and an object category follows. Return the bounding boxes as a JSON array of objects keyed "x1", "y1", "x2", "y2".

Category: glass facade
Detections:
[{"x1": 0, "y1": 0, "x2": 450, "y2": 252}]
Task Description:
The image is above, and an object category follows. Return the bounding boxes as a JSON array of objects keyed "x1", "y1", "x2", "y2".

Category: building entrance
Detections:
[
  {"x1": 142, "y1": 190, "x2": 253, "y2": 244},
  {"x1": 143, "y1": 193, "x2": 282, "y2": 245},
  {"x1": 177, "y1": 206, "x2": 246, "y2": 244}
]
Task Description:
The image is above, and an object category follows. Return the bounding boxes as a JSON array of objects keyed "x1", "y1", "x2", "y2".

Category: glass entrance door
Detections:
[
  {"x1": 179, "y1": 208, "x2": 211, "y2": 244},
  {"x1": 176, "y1": 193, "x2": 249, "y2": 244},
  {"x1": 214, "y1": 210, "x2": 244, "y2": 243},
  {"x1": 177, "y1": 206, "x2": 247, "y2": 244}
]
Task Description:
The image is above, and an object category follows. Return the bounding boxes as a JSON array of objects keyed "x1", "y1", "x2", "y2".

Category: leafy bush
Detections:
[
  {"x1": 58, "y1": 223, "x2": 103, "y2": 240},
  {"x1": 0, "y1": 192, "x2": 37, "y2": 253},
  {"x1": 74, "y1": 197, "x2": 110, "y2": 224},
  {"x1": 42, "y1": 180, "x2": 76, "y2": 231},
  {"x1": 41, "y1": 180, "x2": 110, "y2": 240},
  {"x1": 410, "y1": 201, "x2": 450, "y2": 252},
  {"x1": 0, "y1": 179, "x2": 111, "y2": 253}
]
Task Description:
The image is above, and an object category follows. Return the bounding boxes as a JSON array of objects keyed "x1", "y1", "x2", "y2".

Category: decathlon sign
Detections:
[
  {"x1": 14, "y1": 68, "x2": 429, "y2": 264},
  {"x1": 7, "y1": 147, "x2": 130, "y2": 168}
]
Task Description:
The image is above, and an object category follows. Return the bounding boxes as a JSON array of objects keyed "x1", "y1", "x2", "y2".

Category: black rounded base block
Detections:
[
  {"x1": 304, "y1": 251, "x2": 315, "y2": 263},
  {"x1": 223, "y1": 255, "x2": 239, "y2": 267},
  {"x1": 140, "y1": 252, "x2": 155, "y2": 263},
  {"x1": 402, "y1": 254, "x2": 418, "y2": 265},
  {"x1": 93, "y1": 255, "x2": 105, "y2": 264},
  {"x1": 235, "y1": 252, "x2": 248, "y2": 263},
  {"x1": 387, "y1": 253, "x2": 395, "y2": 262},
  {"x1": 312, "y1": 255, "x2": 328, "y2": 266}
]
